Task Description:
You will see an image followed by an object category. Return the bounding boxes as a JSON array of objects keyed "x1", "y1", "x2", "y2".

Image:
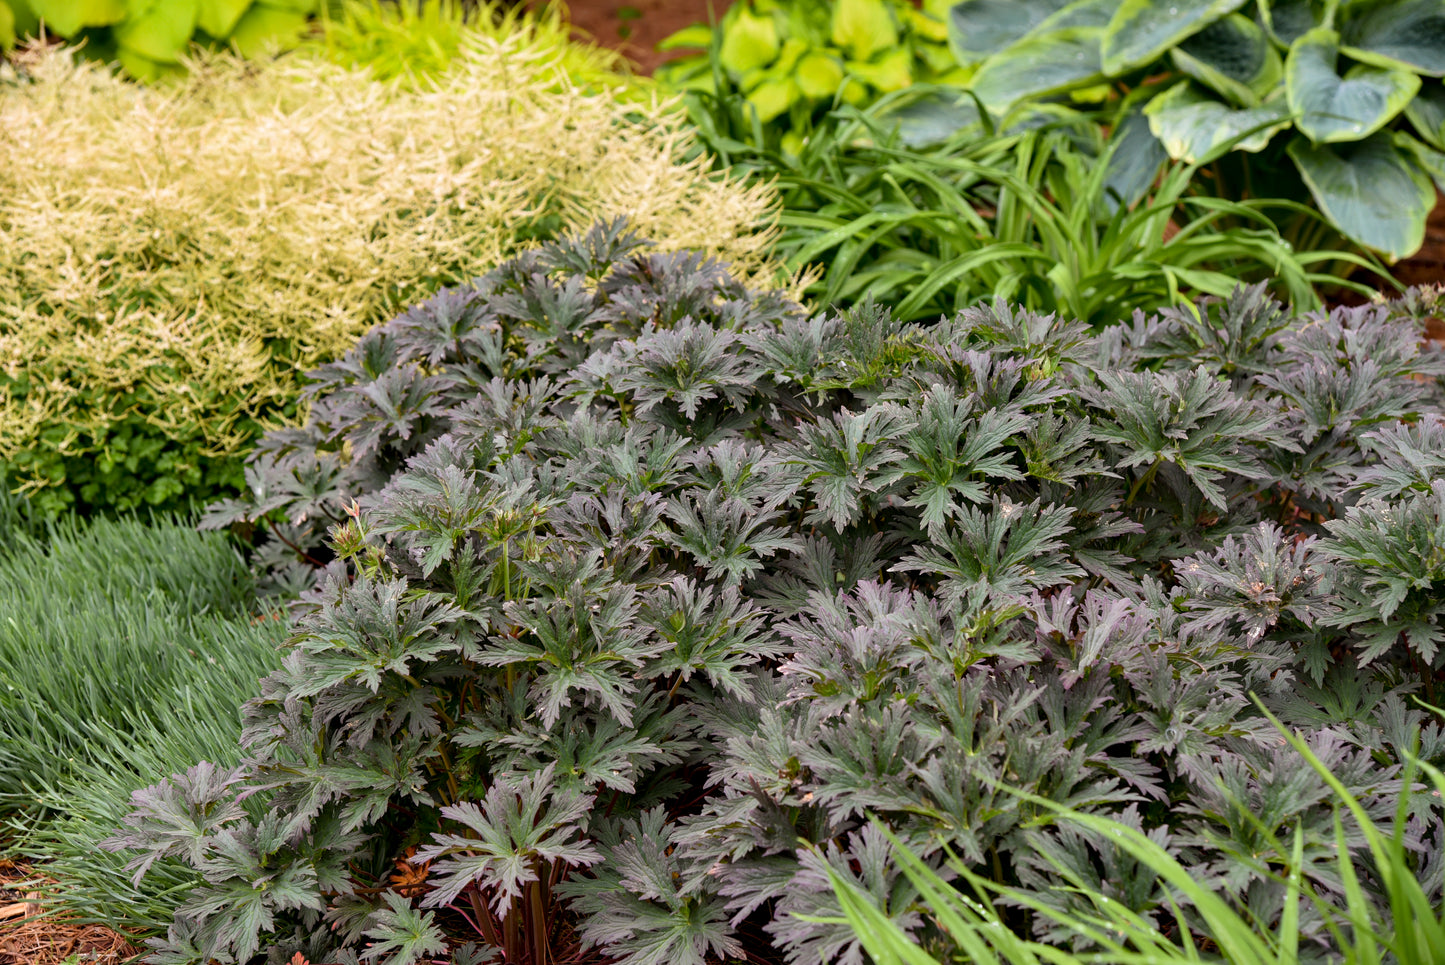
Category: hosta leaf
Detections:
[
  {"x1": 0, "y1": 2, "x2": 12, "y2": 46},
  {"x1": 1144, "y1": 81, "x2": 1290, "y2": 162},
  {"x1": 1172, "y1": 13, "x2": 1282, "y2": 105},
  {"x1": 26, "y1": 0, "x2": 124, "y2": 34},
  {"x1": 114, "y1": 0, "x2": 200, "y2": 63},
  {"x1": 720, "y1": 4, "x2": 778, "y2": 74},
  {"x1": 832, "y1": 0, "x2": 898, "y2": 62},
  {"x1": 225, "y1": 0, "x2": 309, "y2": 56},
  {"x1": 1406, "y1": 80, "x2": 1445, "y2": 148},
  {"x1": 1288, "y1": 132, "x2": 1437, "y2": 258},
  {"x1": 969, "y1": 27, "x2": 1104, "y2": 111},
  {"x1": 745, "y1": 77, "x2": 800, "y2": 124},
  {"x1": 795, "y1": 51, "x2": 844, "y2": 99},
  {"x1": 945, "y1": 0, "x2": 1076, "y2": 64},
  {"x1": 1261, "y1": 0, "x2": 1330, "y2": 48},
  {"x1": 1340, "y1": 0, "x2": 1445, "y2": 77},
  {"x1": 1397, "y1": 131, "x2": 1445, "y2": 192},
  {"x1": 883, "y1": 90, "x2": 985, "y2": 146},
  {"x1": 197, "y1": 0, "x2": 252, "y2": 38},
  {"x1": 1288, "y1": 28, "x2": 1420, "y2": 143},
  {"x1": 1103, "y1": 110, "x2": 1169, "y2": 210},
  {"x1": 1101, "y1": 0, "x2": 1248, "y2": 76},
  {"x1": 847, "y1": 47, "x2": 914, "y2": 93}
]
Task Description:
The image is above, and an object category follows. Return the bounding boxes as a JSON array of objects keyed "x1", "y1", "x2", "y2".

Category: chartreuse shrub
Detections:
[
  {"x1": 658, "y1": 0, "x2": 958, "y2": 152},
  {"x1": 934, "y1": 0, "x2": 1445, "y2": 261},
  {"x1": 107, "y1": 226, "x2": 1445, "y2": 964},
  {"x1": 0, "y1": 0, "x2": 319, "y2": 79},
  {"x1": 0, "y1": 42, "x2": 780, "y2": 518}
]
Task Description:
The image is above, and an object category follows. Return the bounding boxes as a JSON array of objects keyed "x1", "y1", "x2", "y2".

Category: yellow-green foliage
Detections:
[{"x1": 0, "y1": 36, "x2": 781, "y2": 516}]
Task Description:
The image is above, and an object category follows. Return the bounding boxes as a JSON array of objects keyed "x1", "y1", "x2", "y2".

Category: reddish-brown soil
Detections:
[
  {"x1": 539, "y1": 0, "x2": 730, "y2": 74},
  {"x1": 0, "y1": 861, "x2": 137, "y2": 965}
]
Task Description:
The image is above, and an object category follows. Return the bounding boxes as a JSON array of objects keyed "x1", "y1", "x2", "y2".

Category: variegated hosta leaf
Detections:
[
  {"x1": 1287, "y1": 27, "x2": 1421, "y2": 143},
  {"x1": 1144, "y1": 81, "x2": 1290, "y2": 163},
  {"x1": 1340, "y1": 0, "x2": 1445, "y2": 76},
  {"x1": 1406, "y1": 80, "x2": 1445, "y2": 148},
  {"x1": 1100, "y1": 0, "x2": 1249, "y2": 76},
  {"x1": 1171, "y1": 12, "x2": 1282, "y2": 105},
  {"x1": 1288, "y1": 132, "x2": 1437, "y2": 259},
  {"x1": 945, "y1": 0, "x2": 1076, "y2": 65},
  {"x1": 1261, "y1": 0, "x2": 1331, "y2": 49}
]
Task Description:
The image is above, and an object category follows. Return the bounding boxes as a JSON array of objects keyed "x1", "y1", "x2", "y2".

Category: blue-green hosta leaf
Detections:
[
  {"x1": 1397, "y1": 131, "x2": 1445, "y2": 192},
  {"x1": 1288, "y1": 28, "x2": 1420, "y2": 143},
  {"x1": 226, "y1": 0, "x2": 309, "y2": 56},
  {"x1": 1104, "y1": 110, "x2": 1169, "y2": 210},
  {"x1": 197, "y1": 0, "x2": 251, "y2": 38},
  {"x1": 114, "y1": 0, "x2": 199, "y2": 63},
  {"x1": 883, "y1": 89, "x2": 985, "y2": 146},
  {"x1": 1288, "y1": 132, "x2": 1437, "y2": 259},
  {"x1": 1144, "y1": 81, "x2": 1290, "y2": 162},
  {"x1": 832, "y1": 0, "x2": 898, "y2": 61},
  {"x1": 1261, "y1": 0, "x2": 1331, "y2": 48},
  {"x1": 1101, "y1": 0, "x2": 1248, "y2": 76},
  {"x1": 1340, "y1": 0, "x2": 1445, "y2": 77},
  {"x1": 969, "y1": 27, "x2": 1104, "y2": 111},
  {"x1": 1407, "y1": 80, "x2": 1445, "y2": 148},
  {"x1": 1172, "y1": 13, "x2": 1282, "y2": 105},
  {"x1": 945, "y1": 0, "x2": 1075, "y2": 64},
  {"x1": 26, "y1": 0, "x2": 124, "y2": 35}
]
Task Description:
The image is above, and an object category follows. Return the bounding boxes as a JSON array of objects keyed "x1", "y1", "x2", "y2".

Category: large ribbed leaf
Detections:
[
  {"x1": 0, "y1": 3, "x2": 12, "y2": 47},
  {"x1": 1103, "y1": 110, "x2": 1169, "y2": 210},
  {"x1": 945, "y1": 0, "x2": 1074, "y2": 64},
  {"x1": 27, "y1": 0, "x2": 124, "y2": 35},
  {"x1": 969, "y1": 27, "x2": 1104, "y2": 110},
  {"x1": 197, "y1": 0, "x2": 251, "y2": 38},
  {"x1": 1172, "y1": 13, "x2": 1282, "y2": 105},
  {"x1": 885, "y1": 91, "x2": 985, "y2": 146},
  {"x1": 1397, "y1": 131, "x2": 1445, "y2": 192},
  {"x1": 1288, "y1": 27, "x2": 1420, "y2": 143},
  {"x1": 1144, "y1": 81, "x2": 1289, "y2": 162},
  {"x1": 1261, "y1": 0, "x2": 1330, "y2": 48},
  {"x1": 114, "y1": 0, "x2": 199, "y2": 63},
  {"x1": 226, "y1": 0, "x2": 308, "y2": 56},
  {"x1": 1101, "y1": 0, "x2": 1248, "y2": 75},
  {"x1": 1288, "y1": 133, "x2": 1437, "y2": 258},
  {"x1": 1340, "y1": 0, "x2": 1445, "y2": 76},
  {"x1": 1407, "y1": 81, "x2": 1445, "y2": 148}
]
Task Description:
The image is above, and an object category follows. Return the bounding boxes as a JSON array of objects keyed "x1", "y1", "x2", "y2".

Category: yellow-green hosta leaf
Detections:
[
  {"x1": 1144, "y1": 81, "x2": 1289, "y2": 162},
  {"x1": 3, "y1": 0, "x2": 37, "y2": 40},
  {"x1": 115, "y1": 0, "x2": 200, "y2": 64},
  {"x1": 114, "y1": 43, "x2": 187, "y2": 80},
  {"x1": 1340, "y1": 0, "x2": 1445, "y2": 77},
  {"x1": 226, "y1": 0, "x2": 307, "y2": 57},
  {"x1": 1407, "y1": 81, "x2": 1445, "y2": 148},
  {"x1": 1102, "y1": 0, "x2": 1248, "y2": 75},
  {"x1": 969, "y1": 26, "x2": 1104, "y2": 111},
  {"x1": 1288, "y1": 28, "x2": 1420, "y2": 143},
  {"x1": 1288, "y1": 132, "x2": 1436, "y2": 259},
  {"x1": 901, "y1": 5, "x2": 948, "y2": 43},
  {"x1": 719, "y1": 5, "x2": 779, "y2": 75},
  {"x1": 847, "y1": 47, "x2": 913, "y2": 92},
  {"x1": 1171, "y1": 13, "x2": 1281, "y2": 106},
  {"x1": 745, "y1": 76, "x2": 799, "y2": 122},
  {"x1": 27, "y1": 0, "x2": 125, "y2": 35},
  {"x1": 831, "y1": 0, "x2": 897, "y2": 61},
  {"x1": 795, "y1": 51, "x2": 844, "y2": 99},
  {"x1": 657, "y1": 23, "x2": 713, "y2": 52},
  {"x1": 197, "y1": 0, "x2": 251, "y2": 38},
  {"x1": 0, "y1": 3, "x2": 12, "y2": 48}
]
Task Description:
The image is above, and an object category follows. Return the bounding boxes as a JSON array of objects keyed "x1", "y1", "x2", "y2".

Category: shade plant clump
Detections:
[
  {"x1": 109, "y1": 225, "x2": 1445, "y2": 964},
  {"x1": 0, "y1": 37, "x2": 780, "y2": 517}
]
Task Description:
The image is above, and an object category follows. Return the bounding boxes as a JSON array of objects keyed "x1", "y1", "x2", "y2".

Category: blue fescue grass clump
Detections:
[{"x1": 0, "y1": 508, "x2": 288, "y2": 931}]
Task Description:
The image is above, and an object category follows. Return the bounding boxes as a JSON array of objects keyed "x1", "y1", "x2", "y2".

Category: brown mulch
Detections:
[
  {"x1": 0, "y1": 861, "x2": 138, "y2": 965},
  {"x1": 537, "y1": 0, "x2": 729, "y2": 74}
]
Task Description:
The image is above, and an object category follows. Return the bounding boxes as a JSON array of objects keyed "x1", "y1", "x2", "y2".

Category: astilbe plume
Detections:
[{"x1": 108, "y1": 229, "x2": 1445, "y2": 965}]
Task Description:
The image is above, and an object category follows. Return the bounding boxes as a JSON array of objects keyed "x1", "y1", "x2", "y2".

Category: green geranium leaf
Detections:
[
  {"x1": 1288, "y1": 132, "x2": 1436, "y2": 259},
  {"x1": 1172, "y1": 13, "x2": 1282, "y2": 105},
  {"x1": 226, "y1": 0, "x2": 307, "y2": 57},
  {"x1": 1261, "y1": 0, "x2": 1332, "y2": 48},
  {"x1": 945, "y1": 0, "x2": 1075, "y2": 64},
  {"x1": 1406, "y1": 81, "x2": 1445, "y2": 148},
  {"x1": 796, "y1": 51, "x2": 845, "y2": 99},
  {"x1": 27, "y1": 0, "x2": 124, "y2": 35},
  {"x1": 970, "y1": 27, "x2": 1104, "y2": 111},
  {"x1": 1341, "y1": 0, "x2": 1445, "y2": 76},
  {"x1": 1144, "y1": 81, "x2": 1289, "y2": 162},
  {"x1": 115, "y1": 0, "x2": 200, "y2": 63},
  {"x1": 719, "y1": 5, "x2": 779, "y2": 75},
  {"x1": 1288, "y1": 27, "x2": 1421, "y2": 143},
  {"x1": 1101, "y1": 0, "x2": 1248, "y2": 75},
  {"x1": 197, "y1": 0, "x2": 252, "y2": 38},
  {"x1": 832, "y1": 0, "x2": 898, "y2": 62}
]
